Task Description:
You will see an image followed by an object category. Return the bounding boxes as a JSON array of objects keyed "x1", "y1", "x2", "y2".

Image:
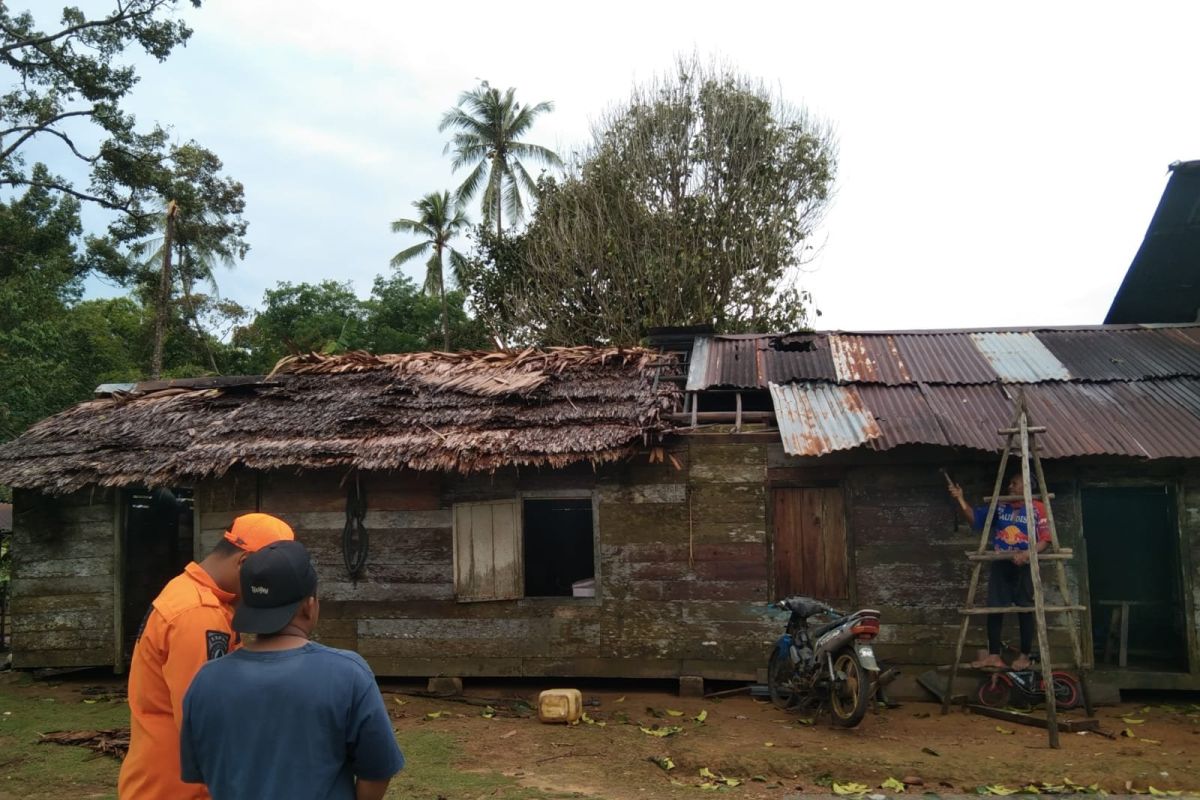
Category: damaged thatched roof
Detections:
[{"x1": 0, "y1": 347, "x2": 679, "y2": 493}]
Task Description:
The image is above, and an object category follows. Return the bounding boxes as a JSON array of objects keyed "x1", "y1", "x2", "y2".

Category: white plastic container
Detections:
[
  {"x1": 538, "y1": 688, "x2": 583, "y2": 724},
  {"x1": 571, "y1": 578, "x2": 595, "y2": 598}
]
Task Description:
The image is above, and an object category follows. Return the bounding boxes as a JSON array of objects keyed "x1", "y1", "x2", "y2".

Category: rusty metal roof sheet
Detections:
[
  {"x1": 829, "y1": 335, "x2": 912, "y2": 385},
  {"x1": 1037, "y1": 328, "x2": 1200, "y2": 381},
  {"x1": 687, "y1": 334, "x2": 836, "y2": 390},
  {"x1": 890, "y1": 333, "x2": 999, "y2": 384},
  {"x1": 855, "y1": 384, "x2": 949, "y2": 449},
  {"x1": 768, "y1": 378, "x2": 1200, "y2": 459},
  {"x1": 769, "y1": 382, "x2": 881, "y2": 456},
  {"x1": 968, "y1": 332, "x2": 1072, "y2": 382}
]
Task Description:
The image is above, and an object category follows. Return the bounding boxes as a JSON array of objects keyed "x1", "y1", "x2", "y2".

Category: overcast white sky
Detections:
[{"x1": 85, "y1": 0, "x2": 1200, "y2": 331}]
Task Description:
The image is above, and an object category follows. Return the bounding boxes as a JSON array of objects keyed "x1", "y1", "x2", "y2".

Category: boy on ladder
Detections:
[{"x1": 948, "y1": 466, "x2": 1051, "y2": 670}]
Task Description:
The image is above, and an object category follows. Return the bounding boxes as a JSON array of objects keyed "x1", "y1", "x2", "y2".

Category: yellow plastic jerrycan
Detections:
[{"x1": 537, "y1": 688, "x2": 583, "y2": 724}]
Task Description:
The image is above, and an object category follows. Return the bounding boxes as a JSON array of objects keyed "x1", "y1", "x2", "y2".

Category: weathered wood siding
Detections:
[
  {"x1": 10, "y1": 488, "x2": 116, "y2": 668},
  {"x1": 192, "y1": 440, "x2": 779, "y2": 680}
]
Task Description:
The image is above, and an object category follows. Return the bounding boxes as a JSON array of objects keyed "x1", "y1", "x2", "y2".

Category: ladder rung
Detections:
[
  {"x1": 965, "y1": 551, "x2": 1073, "y2": 561},
  {"x1": 998, "y1": 426, "x2": 1047, "y2": 434},
  {"x1": 960, "y1": 605, "x2": 1086, "y2": 615},
  {"x1": 984, "y1": 493, "x2": 1055, "y2": 501}
]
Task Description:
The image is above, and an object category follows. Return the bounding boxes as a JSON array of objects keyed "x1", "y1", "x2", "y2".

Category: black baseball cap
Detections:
[{"x1": 233, "y1": 540, "x2": 318, "y2": 635}]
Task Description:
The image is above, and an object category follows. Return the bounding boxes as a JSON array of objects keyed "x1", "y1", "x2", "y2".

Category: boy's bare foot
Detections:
[
  {"x1": 1011, "y1": 654, "x2": 1032, "y2": 670},
  {"x1": 971, "y1": 653, "x2": 1007, "y2": 669}
]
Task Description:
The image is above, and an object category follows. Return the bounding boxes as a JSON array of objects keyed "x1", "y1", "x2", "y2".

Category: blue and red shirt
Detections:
[{"x1": 974, "y1": 501, "x2": 1051, "y2": 551}]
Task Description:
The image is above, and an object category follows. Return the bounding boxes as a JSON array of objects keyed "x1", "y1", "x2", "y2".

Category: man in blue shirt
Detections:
[{"x1": 181, "y1": 541, "x2": 404, "y2": 800}]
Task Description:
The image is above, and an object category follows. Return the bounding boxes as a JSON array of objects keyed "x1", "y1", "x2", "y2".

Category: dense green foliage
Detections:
[
  {"x1": 1, "y1": 0, "x2": 203, "y2": 238},
  {"x1": 462, "y1": 60, "x2": 837, "y2": 345}
]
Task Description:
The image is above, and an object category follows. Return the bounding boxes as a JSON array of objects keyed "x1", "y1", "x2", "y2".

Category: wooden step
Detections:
[
  {"x1": 966, "y1": 550, "x2": 1073, "y2": 561},
  {"x1": 960, "y1": 605, "x2": 1085, "y2": 615},
  {"x1": 984, "y1": 493, "x2": 1056, "y2": 501}
]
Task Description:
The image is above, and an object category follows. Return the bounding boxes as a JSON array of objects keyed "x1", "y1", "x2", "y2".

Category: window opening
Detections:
[{"x1": 523, "y1": 498, "x2": 595, "y2": 597}]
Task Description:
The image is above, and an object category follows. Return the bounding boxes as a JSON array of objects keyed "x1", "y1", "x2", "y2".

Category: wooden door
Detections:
[
  {"x1": 771, "y1": 487, "x2": 848, "y2": 602},
  {"x1": 452, "y1": 500, "x2": 522, "y2": 602}
]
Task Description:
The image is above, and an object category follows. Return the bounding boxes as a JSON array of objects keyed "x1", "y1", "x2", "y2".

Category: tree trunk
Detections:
[
  {"x1": 436, "y1": 244, "x2": 450, "y2": 351},
  {"x1": 495, "y1": 154, "x2": 503, "y2": 240},
  {"x1": 179, "y1": 252, "x2": 220, "y2": 374},
  {"x1": 150, "y1": 200, "x2": 178, "y2": 380}
]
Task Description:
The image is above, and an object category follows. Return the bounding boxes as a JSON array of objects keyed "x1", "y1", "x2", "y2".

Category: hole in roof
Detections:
[{"x1": 769, "y1": 334, "x2": 817, "y2": 352}]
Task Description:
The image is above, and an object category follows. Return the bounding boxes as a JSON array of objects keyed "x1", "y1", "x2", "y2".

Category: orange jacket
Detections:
[{"x1": 118, "y1": 562, "x2": 237, "y2": 799}]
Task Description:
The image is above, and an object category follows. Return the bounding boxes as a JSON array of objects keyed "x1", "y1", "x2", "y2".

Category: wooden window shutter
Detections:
[{"x1": 452, "y1": 500, "x2": 523, "y2": 602}]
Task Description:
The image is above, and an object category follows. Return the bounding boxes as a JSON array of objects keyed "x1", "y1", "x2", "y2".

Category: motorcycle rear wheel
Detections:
[
  {"x1": 1051, "y1": 671, "x2": 1081, "y2": 710},
  {"x1": 767, "y1": 649, "x2": 799, "y2": 710},
  {"x1": 829, "y1": 648, "x2": 871, "y2": 727}
]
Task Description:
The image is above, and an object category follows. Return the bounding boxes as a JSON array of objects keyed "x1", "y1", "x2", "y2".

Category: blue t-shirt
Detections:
[
  {"x1": 180, "y1": 642, "x2": 404, "y2": 799},
  {"x1": 973, "y1": 500, "x2": 1050, "y2": 552}
]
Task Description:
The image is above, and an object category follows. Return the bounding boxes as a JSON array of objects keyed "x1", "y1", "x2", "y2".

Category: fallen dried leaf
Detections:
[
  {"x1": 639, "y1": 725, "x2": 683, "y2": 738},
  {"x1": 665, "y1": 709, "x2": 685, "y2": 717},
  {"x1": 393, "y1": 698, "x2": 407, "y2": 706},
  {"x1": 881, "y1": 777, "x2": 907, "y2": 792},
  {"x1": 649, "y1": 756, "x2": 675, "y2": 771},
  {"x1": 921, "y1": 746, "x2": 941, "y2": 757},
  {"x1": 694, "y1": 709, "x2": 708, "y2": 723},
  {"x1": 832, "y1": 781, "x2": 871, "y2": 796},
  {"x1": 995, "y1": 726, "x2": 1015, "y2": 735}
]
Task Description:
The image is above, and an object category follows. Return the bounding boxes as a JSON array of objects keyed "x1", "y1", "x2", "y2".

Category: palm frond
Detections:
[
  {"x1": 502, "y1": 165, "x2": 525, "y2": 222},
  {"x1": 391, "y1": 217, "x2": 434, "y2": 237},
  {"x1": 455, "y1": 159, "x2": 490, "y2": 205},
  {"x1": 511, "y1": 159, "x2": 539, "y2": 197},
  {"x1": 390, "y1": 241, "x2": 431, "y2": 268},
  {"x1": 509, "y1": 141, "x2": 563, "y2": 168},
  {"x1": 447, "y1": 248, "x2": 470, "y2": 289},
  {"x1": 423, "y1": 251, "x2": 444, "y2": 297}
]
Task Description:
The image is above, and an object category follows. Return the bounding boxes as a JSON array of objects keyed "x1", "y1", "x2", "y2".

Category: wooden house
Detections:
[{"x1": 3, "y1": 327, "x2": 1200, "y2": 693}]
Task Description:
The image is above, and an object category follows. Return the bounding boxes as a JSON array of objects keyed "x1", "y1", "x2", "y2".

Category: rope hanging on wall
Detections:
[{"x1": 343, "y1": 475, "x2": 369, "y2": 580}]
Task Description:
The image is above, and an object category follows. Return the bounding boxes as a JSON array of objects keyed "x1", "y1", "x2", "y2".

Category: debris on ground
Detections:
[{"x1": 38, "y1": 728, "x2": 129, "y2": 760}]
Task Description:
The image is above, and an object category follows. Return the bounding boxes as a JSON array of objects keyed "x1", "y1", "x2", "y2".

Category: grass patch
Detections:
[
  {"x1": 0, "y1": 673, "x2": 126, "y2": 800},
  {"x1": 0, "y1": 674, "x2": 566, "y2": 800},
  {"x1": 388, "y1": 730, "x2": 567, "y2": 799}
]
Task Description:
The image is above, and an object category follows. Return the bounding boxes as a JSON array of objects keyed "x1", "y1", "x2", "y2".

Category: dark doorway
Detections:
[
  {"x1": 522, "y1": 498, "x2": 594, "y2": 597},
  {"x1": 123, "y1": 487, "x2": 194, "y2": 658},
  {"x1": 1082, "y1": 486, "x2": 1188, "y2": 672}
]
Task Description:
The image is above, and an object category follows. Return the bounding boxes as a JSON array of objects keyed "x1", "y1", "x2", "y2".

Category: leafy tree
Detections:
[
  {"x1": 1, "y1": 0, "x2": 202, "y2": 230},
  {"x1": 364, "y1": 273, "x2": 489, "y2": 354},
  {"x1": 390, "y1": 191, "x2": 470, "y2": 350},
  {"x1": 124, "y1": 142, "x2": 248, "y2": 376},
  {"x1": 439, "y1": 82, "x2": 562, "y2": 237},
  {"x1": 463, "y1": 59, "x2": 837, "y2": 345},
  {"x1": 234, "y1": 281, "x2": 367, "y2": 373}
]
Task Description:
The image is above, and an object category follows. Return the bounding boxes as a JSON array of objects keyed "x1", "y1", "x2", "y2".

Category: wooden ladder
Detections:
[{"x1": 940, "y1": 394, "x2": 1094, "y2": 747}]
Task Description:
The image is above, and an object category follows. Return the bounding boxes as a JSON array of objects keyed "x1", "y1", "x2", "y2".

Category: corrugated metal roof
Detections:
[
  {"x1": 1038, "y1": 328, "x2": 1200, "y2": 381},
  {"x1": 856, "y1": 384, "x2": 949, "y2": 449},
  {"x1": 968, "y1": 332, "x2": 1073, "y2": 382},
  {"x1": 891, "y1": 333, "x2": 999, "y2": 384},
  {"x1": 829, "y1": 335, "x2": 912, "y2": 385},
  {"x1": 769, "y1": 382, "x2": 881, "y2": 456},
  {"x1": 687, "y1": 326, "x2": 1200, "y2": 389},
  {"x1": 687, "y1": 334, "x2": 837, "y2": 390},
  {"x1": 767, "y1": 378, "x2": 1200, "y2": 460}
]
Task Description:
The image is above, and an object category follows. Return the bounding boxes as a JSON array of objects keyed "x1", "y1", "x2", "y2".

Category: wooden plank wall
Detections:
[
  {"x1": 834, "y1": 460, "x2": 1084, "y2": 665},
  {"x1": 10, "y1": 488, "x2": 116, "y2": 668},
  {"x1": 194, "y1": 441, "x2": 779, "y2": 681}
]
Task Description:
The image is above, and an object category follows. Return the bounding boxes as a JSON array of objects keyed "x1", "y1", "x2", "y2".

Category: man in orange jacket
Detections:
[{"x1": 118, "y1": 512, "x2": 295, "y2": 799}]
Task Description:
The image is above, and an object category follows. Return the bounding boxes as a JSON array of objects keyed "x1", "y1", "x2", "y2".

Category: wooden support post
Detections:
[
  {"x1": 735, "y1": 392, "x2": 743, "y2": 432},
  {"x1": 1029, "y1": 435, "x2": 1094, "y2": 717},
  {"x1": 1018, "y1": 402, "x2": 1060, "y2": 747},
  {"x1": 112, "y1": 489, "x2": 125, "y2": 675}
]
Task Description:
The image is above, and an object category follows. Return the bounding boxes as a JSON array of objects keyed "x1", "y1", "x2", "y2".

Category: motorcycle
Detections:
[
  {"x1": 974, "y1": 655, "x2": 1082, "y2": 710},
  {"x1": 767, "y1": 596, "x2": 884, "y2": 727}
]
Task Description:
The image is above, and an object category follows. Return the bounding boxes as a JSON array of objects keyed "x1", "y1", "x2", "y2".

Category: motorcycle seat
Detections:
[{"x1": 811, "y1": 618, "x2": 844, "y2": 638}]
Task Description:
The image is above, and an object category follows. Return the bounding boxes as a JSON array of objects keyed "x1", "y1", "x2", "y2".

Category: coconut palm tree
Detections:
[
  {"x1": 390, "y1": 190, "x2": 470, "y2": 351},
  {"x1": 440, "y1": 81, "x2": 562, "y2": 237}
]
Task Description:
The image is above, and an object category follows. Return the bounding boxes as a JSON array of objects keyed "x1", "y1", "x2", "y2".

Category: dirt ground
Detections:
[
  {"x1": 4, "y1": 671, "x2": 1200, "y2": 798},
  {"x1": 381, "y1": 679, "x2": 1200, "y2": 797}
]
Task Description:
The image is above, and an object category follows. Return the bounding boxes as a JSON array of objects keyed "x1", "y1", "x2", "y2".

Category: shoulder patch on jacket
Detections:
[{"x1": 205, "y1": 630, "x2": 231, "y2": 660}]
